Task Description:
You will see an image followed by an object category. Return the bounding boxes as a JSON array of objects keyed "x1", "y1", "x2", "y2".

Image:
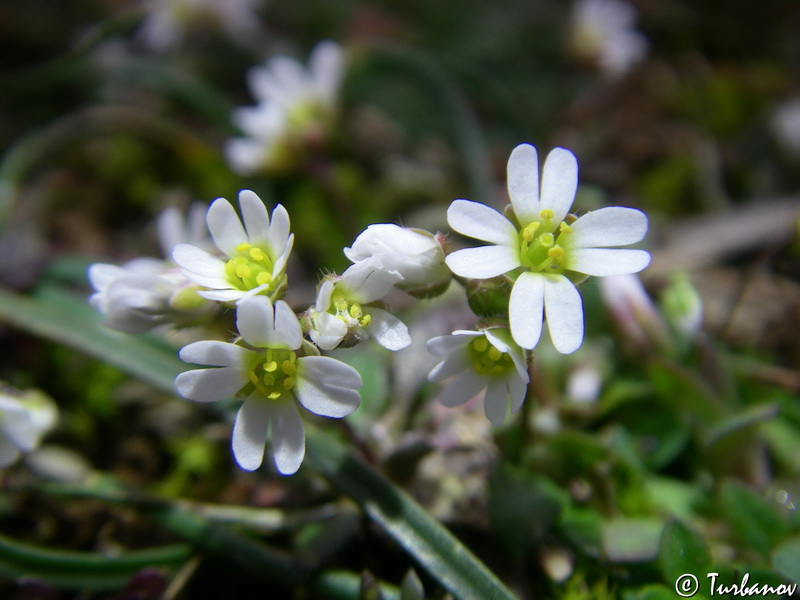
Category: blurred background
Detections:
[{"x1": 1, "y1": 0, "x2": 800, "y2": 598}]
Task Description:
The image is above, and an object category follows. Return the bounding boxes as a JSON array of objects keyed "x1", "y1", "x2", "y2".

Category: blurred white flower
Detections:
[
  {"x1": 89, "y1": 204, "x2": 217, "y2": 333},
  {"x1": 771, "y1": 96, "x2": 800, "y2": 155},
  {"x1": 599, "y1": 273, "x2": 671, "y2": 351},
  {"x1": 0, "y1": 387, "x2": 58, "y2": 468},
  {"x1": 225, "y1": 40, "x2": 345, "y2": 175},
  {"x1": 446, "y1": 143, "x2": 650, "y2": 353},
  {"x1": 308, "y1": 258, "x2": 411, "y2": 351},
  {"x1": 172, "y1": 189, "x2": 294, "y2": 303},
  {"x1": 344, "y1": 225, "x2": 451, "y2": 297},
  {"x1": 176, "y1": 297, "x2": 362, "y2": 475},
  {"x1": 568, "y1": 0, "x2": 648, "y2": 77},
  {"x1": 138, "y1": 0, "x2": 263, "y2": 51},
  {"x1": 427, "y1": 327, "x2": 529, "y2": 427}
]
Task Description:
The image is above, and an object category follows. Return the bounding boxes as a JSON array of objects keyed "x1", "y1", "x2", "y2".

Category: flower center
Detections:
[
  {"x1": 331, "y1": 293, "x2": 372, "y2": 328},
  {"x1": 469, "y1": 336, "x2": 514, "y2": 376},
  {"x1": 519, "y1": 210, "x2": 572, "y2": 274},
  {"x1": 247, "y1": 348, "x2": 297, "y2": 400},
  {"x1": 225, "y1": 243, "x2": 275, "y2": 292}
]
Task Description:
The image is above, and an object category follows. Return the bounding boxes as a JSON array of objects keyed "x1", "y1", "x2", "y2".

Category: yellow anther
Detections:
[
  {"x1": 349, "y1": 303, "x2": 363, "y2": 319},
  {"x1": 488, "y1": 346, "x2": 503, "y2": 362},
  {"x1": 473, "y1": 337, "x2": 489, "y2": 352},
  {"x1": 234, "y1": 256, "x2": 248, "y2": 265},
  {"x1": 559, "y1": 222, "x2": 572, "y2": 234},
  {"x1": 522, "y1": 222, "x2": 540, "y2": 242},
  {"x1": 235, "y1": 264, "x2": 251, "y2": 279},
  {"x1": 262, "y1": 374, "x2": 275, "y2": 386},
  {"x1": 360, "y1": 314, "x2": 372, "y2": 327},
  {"x1": 283, "y1": 377, "x2": 295, "y2": 390},
  {"x1": 268, "y1": 391, "x2": 282, "y2": 400},
  {"x1": 236, "y1": 242, "x2": 252, "y2": 252},
  {"x1": 539, "y1": 209, "x2": 555, "y2": 220},
  {"x1": 249, "y1": 247, "x2": 266, "y2": 261},
  {"x1": 281, "y1": 361, "x2": 296, "y2": 375},
  {"x1": 548, "y1": 246, "x2": 564, "y2": 260},
  {"x1": 263, "y1": 360, "x2": 278, "y2": 373},
  {"x1": 256, "y1": 272, "x2": 272, "y2": 286},
  {"x1": 539, "y1": 233, "x2": 555, "y2": 248},
  {"x1": 490, "y1": 365, "x2": 506, "y2": 376},
  {"x1": 333, "y1": 295, "x2": 348, "y2": 311}
]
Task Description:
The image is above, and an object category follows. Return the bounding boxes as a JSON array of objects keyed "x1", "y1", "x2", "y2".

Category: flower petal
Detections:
[
  {"x1": 570, "y1": 207, "x2": 648, "y2": 248},
  {"x1": 198, "y1": 289, "x2": 245, "y2": 302},
  {"x1": 437, "y1": 370, "x2": 487, "y2": 408},
  {"x1": 509, "y1": 272, "x2": 545, "y2": 349},
  {"x1": 543, "y1": 275, "x2": 583, "y2": 354},
  {"x1": 428, "y1": 350, "x2": 470, "y2": 382},
  {"x1": 568, "y1": 248, "x2": 651, "y2": 276},
  {"x1": 506, "y1": 143, "x2": 540, "y2": 224},
  {"x1": 366, "y1": 307, "x2": 411, "y2": 351},
  {"x1": 238, "y1": 190, "x2": 271, "y2": 245},
  {"x1": 231, "y1": 398, "x2": 272, "y2": 471},
  {"x1": 270, "y1": 400, "x2": 306, "y2": 475},
  {"x1": 295, "y1": 355, "x2": 361, "y2": 417},
  {"x1": 483, "y1": 377, "x2": 509, "y2": 426},
  {"x1": 445, "y1": 245, "x2": 519, "y2": 279},
  {"x1": 447, "y1": 200, "x2": 518, "y2": 245},
  {"x1": 175, "y1": 366, "x2": 245, "y2": 402},
  {"x1": 266, "y1": 204, "x2": 291, "y2": 258},
  {"x1": 179, "y1": 340, "x2": 251, "y2": 367},
  {"x1": 540, "y1": 148, "x2": 578, "y2": 224},
  {"x1": 208, "y1": 198, "x2": 247, "y2": 257},
  {"x1": 272, "y1": 300, "x2": 303, "y2": 349},
  {"x1": 426, "y1": 333, "x2": 475, "y2": 357},
  {"x1": 508, "y1": 371, "x2": 528, "y2": 414},
  {"x1": 236, "y1": 296, "x2": 274, "y2": 347},
  {"x1": 339, "y1": 259, "x2": 401, "y2": 303},
  {"x1": 172, "y1": 244, "x2": 228, "y2": 286},
  {"x1": 310, "y1": 311, "x2": 347, "y2": 350}
]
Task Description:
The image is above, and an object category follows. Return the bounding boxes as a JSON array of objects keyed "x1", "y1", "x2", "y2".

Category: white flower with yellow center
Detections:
[
  {"x1": 308, "y1": 258, "x2": 411, "y2": 351},
  {"x1": 225, "y1": 40, "x2": 344, "y2": 175},
  {"x1": 0, "y1": 386, "x2": 58, "y2": 468},
  {"x1": 176, "y1": 297, "x2": 362, "y2": 475},
  {"x1": 172, "y1": 189, "x2": 294, "y2": 304},
  {"x1": 446, "y1": 143, "x2": 650, "y2": 353},
  {"x1": 427, "y1": 328, "x2": 529, "y2": 426}
]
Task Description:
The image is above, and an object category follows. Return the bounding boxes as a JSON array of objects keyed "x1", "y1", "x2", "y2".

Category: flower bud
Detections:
[{"x1": 343, "y1": 225, "x2": 451, "y2": 298}]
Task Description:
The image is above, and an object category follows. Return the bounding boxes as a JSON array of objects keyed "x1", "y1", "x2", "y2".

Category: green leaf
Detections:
[
  {"x1": 488, "y1": 463, "x2": 564, "y2": 561},
  {"x1": 720, "y1": 480, "x2": 787, "y2": 557},
  {"x1": 658, "y1": 518, "x2": 712, "y2": 585},
  {"x1": 602, "y1": 518, "x2": 664, "y2": 563},
  {"x1": 772, "y1": 536, "x2": 800, "y2": 584},
  {"x1": 400, "y1": 569, "x2": 425, "y2": 600}
]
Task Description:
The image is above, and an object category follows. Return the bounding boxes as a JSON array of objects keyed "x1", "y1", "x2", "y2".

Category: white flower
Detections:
[
  {"x1": 446, "y1": 143, "x2": 650, "y2": 353},
  {"x1": 0, "y1": 387, "x2": 58, "y2": 468},
  {"x1": 308, "y1": 259, "x2": 411, "y2": 351},
  {"x1": 427, "y1": 328, "x2": 529, "y2": 426},
  {"x1": 175, "y1": 297, "x2": 362, "y2": 475},
  {"x1": 172, "y1": 189, "x2": 294, "y2": 303},
  {"x1": 771, "y1": 96, "x2": 800, "y2": 156},
  {"x1": 568, "y1": 0, "x2": 648, "y2": 77},
  {"x1": 225, "y1": 40, "x2": 345, "y2": 175},
  {"x1": 89, "y1": 205, "x2": 217, "y2": 333},
  {"x1": 137, "y1": 0, "x2": 263, "y2": 51},
  {"x1": 343, "y1": 224, "x2": 451, "y2": 297},
  {"x1": 599, "y1": 273, "x2": 671, "y2": 350}
]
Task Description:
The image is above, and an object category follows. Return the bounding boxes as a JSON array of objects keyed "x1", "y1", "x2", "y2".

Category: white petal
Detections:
[
  {"x1": 544, "y1": 275, "x2": 584, "y2": 354},
  {"x1": 506, "y1": 143, "x2": 540, "y2": 224},
  {"x1": 568, "y1": 248, "x2": 651, "y2": 276},
  {"x1": 540, "y1": 147, "x2": 578, "y2": 224},
  {"x1": 87, "y1": 263, "x2": 126, "y2": 292},
  {"x1": 509, "y1": 272, "x2": 545, "y2": 349},
  {"x1": 428, "y1": 351, "x2": 470, "y2": 382},
  {"x1": 426, "y1": 333, "x2": 475, "y2": 357},
  {"x1": 157, "y1": 207, "x2": 182, "y2": 256},
  {"x1": 236, "y1": 296, "x2": 274, "y2": 347},
  {"x1": 295, "y1": 356, "x2": 361, "y2": 417},
  {"x1": 198, "y1": 289, "x2": 245, "y2": 302},
  {"x1": 483, "y1": 377, "x2": 509, "y2": 427},
  {"x1": 266, "y1": 204, "x2": 291, "y2": 259},
  {"x1": 315, "y1": 280, "x2": 335, "y2": 312},
  {"x1": 179, "y1": 340, "x2": 251, "y2": 367},
  {"x1": 239, "y1": 190, "x2": 271, "y2": 245},
  {"x1": 0, "y1": 435, "x2": 20, "y2": 467},
  {"x1": 175, "y1": 366, "x2": 245, "y2": 402},
  {"x1": 437, "y1": 370, "x2": 487, "y2": 408},
  {"x1": 172, "y1": 244, "x2": 227, "y2": 285},
  {"x1": 508, "y1": 372, "x2": 529, "y2": 414},
  {"x1": 272, "y1": 233, "x2": 294, "y2": 276},
  {"x1": 231, "y1": 398, "x2": 272, "y2": 471},
  {"x1": 445, "y1": 245, "x2": 519, "y2": 279},
  {"x1": 447, "y1": 200, "x2": 518, "y2": 245},
  {"x1": 570, "y1": 207, "x2": 648, "y2": 248},
  {"x1": 270, "y1": 400, "x2": 306, "y2": 475},
  {"x1": 208, "y1": 198, "x2": 247, "y2": 257},
  {"x1": 310, "y1": 40, "x2": 344, "y2": 101},
  {"x1": 340, "y1": 259, "x2": 401, "y2": 303},
  {"x1": 309, "y1": 311, "x2": 347, "y2": 350},
  {"x1": 366, "y1": 307, "x2": 411, "y2": 351},
  {"x1": 272, "y1": 300, "x2": 303, "y2": 349}
]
